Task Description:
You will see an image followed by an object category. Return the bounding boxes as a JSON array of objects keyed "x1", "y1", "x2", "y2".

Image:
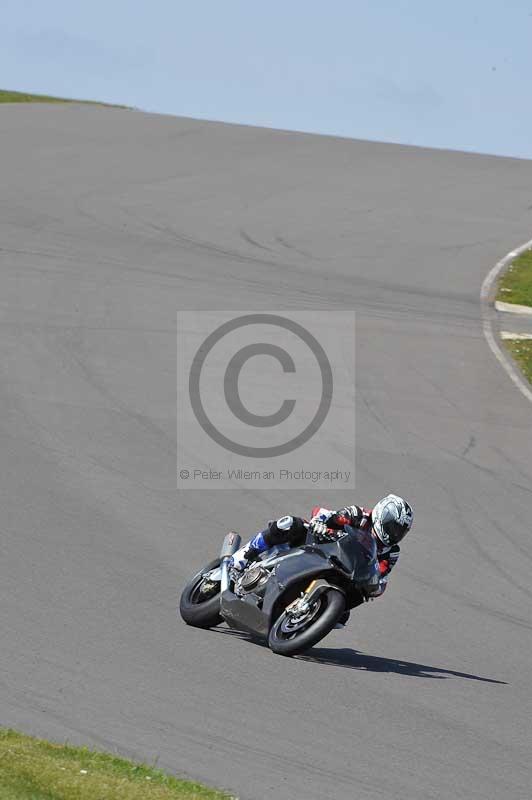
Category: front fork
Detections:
[{"x1": 286, "y1": 578, "x2": 343, "y2": 617}]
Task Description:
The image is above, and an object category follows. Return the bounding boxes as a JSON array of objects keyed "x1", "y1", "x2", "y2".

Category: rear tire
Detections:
[
  {"x1": 268, "y1": 587, "x2": 345, "y2": 656},
  {"x1": 179, "y1": 558, "x2": 223, "y2": 629}
]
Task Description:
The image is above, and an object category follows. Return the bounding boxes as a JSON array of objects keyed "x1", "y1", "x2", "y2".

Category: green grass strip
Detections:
[
  {"x1": 0, "y1": 89, "x2": 127, "y2": 107},
  {"x1": 0, "y1": 728, "x2": 233, "y2": 800},
  {"x1": 504, "y1": 340, "x2": 532, "y2": 384},
  {"x1": 0, "y1": 89, "x2": 73, "y2": 104},
  {"x1": 497, "y1": 249, "x2": 532, "y2": 307}
]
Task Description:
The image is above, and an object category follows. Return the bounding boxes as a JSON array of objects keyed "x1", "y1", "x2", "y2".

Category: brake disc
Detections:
[{"x1": 281, "y1": 599, "x2": 321, "y2": 633}]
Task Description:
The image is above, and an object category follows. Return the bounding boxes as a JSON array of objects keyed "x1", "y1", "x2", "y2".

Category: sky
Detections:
[{"x1": 2, "y1": 0, "x2": 532, "y2": 159}]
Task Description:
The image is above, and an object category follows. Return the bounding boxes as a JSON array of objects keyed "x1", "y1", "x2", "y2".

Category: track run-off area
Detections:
[{"x1": 1, "y1": 104, "x2": 531, "y2": 800}]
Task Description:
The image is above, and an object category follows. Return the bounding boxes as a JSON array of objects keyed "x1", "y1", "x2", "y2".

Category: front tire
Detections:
[
  {"x1": 179, "y1": 558, "x2": 223, "y2": 629},
  {"x1": 268, "y1": 587, "x2": 345, "y2": 656}
]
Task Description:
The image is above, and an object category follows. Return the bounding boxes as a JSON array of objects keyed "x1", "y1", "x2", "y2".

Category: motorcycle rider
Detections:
[{"x1": 230, "y1": 495, "x2": 413, "y2": 620}]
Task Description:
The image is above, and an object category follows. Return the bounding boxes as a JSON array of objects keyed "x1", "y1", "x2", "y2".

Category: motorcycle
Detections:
[{"x1": 179, "y1": 524, "x2": 381, "y2": 656}]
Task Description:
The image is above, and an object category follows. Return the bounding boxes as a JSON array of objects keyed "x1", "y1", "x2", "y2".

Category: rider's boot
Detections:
[{"x1": 230, "y1": 530, "x2": 268, "y2": 572}]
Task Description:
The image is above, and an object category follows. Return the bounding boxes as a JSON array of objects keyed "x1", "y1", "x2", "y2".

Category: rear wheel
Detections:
[
  {"x1": 268, "y1": 587, "x2": 345, "y2": 656},
  {"x1": 179, "y1": 558, "x2": 223, "y2": 628}
]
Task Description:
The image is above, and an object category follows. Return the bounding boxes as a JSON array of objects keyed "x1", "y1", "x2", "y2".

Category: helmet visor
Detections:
[{"x1": 380, "y1": 506, "x2": 411, "y2": 545}]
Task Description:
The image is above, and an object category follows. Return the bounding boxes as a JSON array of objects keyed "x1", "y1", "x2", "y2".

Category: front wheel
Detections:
[
  {"x1": 268, "y1": 587, "x2": 345, "y2": 656},
  {"x1": 179, "y1": 558, "x2": 223, "y2": 629}
]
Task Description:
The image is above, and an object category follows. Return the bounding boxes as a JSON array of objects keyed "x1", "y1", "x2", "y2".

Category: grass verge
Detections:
[
  {"x1": 504, "y1": 340, "x2": 532, "y2": 384},
  {"x1": 0, "y1": 89, "x2": 73, "y2": 104},
  {"x1": 497, "y1": 249, "x2": 532, "y2": 306},
  {"x1": 0, "y1": 728, "x2": 233, "y2": 800},
  {"x1": 0, "y1": 89, "x2": 127, "y2": 107}
]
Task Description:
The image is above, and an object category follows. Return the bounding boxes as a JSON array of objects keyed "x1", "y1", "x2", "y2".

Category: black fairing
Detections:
[{"x1": 220, "y1": 526, "x2": 379, "y2": 638}]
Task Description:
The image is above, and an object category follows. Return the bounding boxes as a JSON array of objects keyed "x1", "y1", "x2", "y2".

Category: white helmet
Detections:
[{"x1": 372, "y1": 494, "x2": 413, "y2": 547}]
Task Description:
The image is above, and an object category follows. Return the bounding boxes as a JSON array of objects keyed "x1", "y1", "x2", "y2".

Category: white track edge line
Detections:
[{"x1": 480, "y1": 239, "x2": 532, "y2": 405}]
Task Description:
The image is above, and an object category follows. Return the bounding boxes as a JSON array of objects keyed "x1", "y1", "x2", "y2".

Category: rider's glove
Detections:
[
  {"x1": 310, "y1": 520, "x2": 338, "y2": 542},
  {"x1": 310, "y1": 520, "x2": 327, "y2": 537}
]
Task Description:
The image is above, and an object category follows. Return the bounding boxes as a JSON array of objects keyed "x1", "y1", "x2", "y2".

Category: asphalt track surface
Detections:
[{"x1": 1, "y1": 104, "x2": 531, "y2": 800}]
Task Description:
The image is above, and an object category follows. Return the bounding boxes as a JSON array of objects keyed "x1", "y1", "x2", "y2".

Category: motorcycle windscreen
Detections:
[{"x1": 336, "y1": 527, "x2": 378, "y2": 583}]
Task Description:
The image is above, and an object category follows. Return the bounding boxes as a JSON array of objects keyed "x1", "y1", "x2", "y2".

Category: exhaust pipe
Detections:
[{"x1": 220, "y1": 532, "x2": 241, "y2": 594}]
